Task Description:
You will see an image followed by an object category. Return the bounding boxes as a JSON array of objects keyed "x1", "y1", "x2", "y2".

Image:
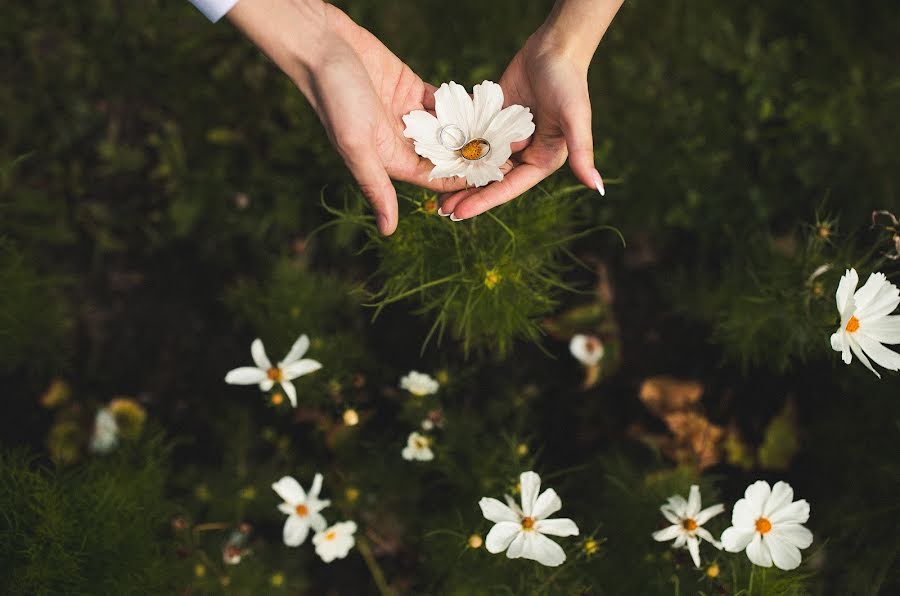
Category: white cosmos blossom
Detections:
[
  {"x1": 721, "y1": 480, "x2": 813, "y2": 571},
  {"x1": 399, "y1": 371, "x2": 439, "y2": 396},
  {"x1": 402, "y1": 81, "x2": 535, "y2": 188},
  {"x1": 569, "y1": 334, "x2": 605, "y2": 367},
  {"x1": 312, "y1": 521, "x2": 357, "y2": 563},
  {"x1": 272, "y1": 474, "x2": 330, "y2": 547},
  {"x1": 402, "y1": 432, "x2": 434, "y2": 461},
  {"x1": 651, "y1": 485, "x2": 724, "y2": 568},
  {"x1": 89, "y1": 408, "x2": 119, "y2": 454},
  {"x1": 225, "y1": 334, "x2": 322, "y2": 407},
  {"x1": 829, "y1": 268, "x2": 900, "y2": 378},
  {"x1": 478, "y1": 471, "x2": 579, "y2": 567}
]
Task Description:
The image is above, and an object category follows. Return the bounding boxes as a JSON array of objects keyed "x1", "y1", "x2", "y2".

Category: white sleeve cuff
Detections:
[{"x1": 189, "y1": 0, "x2": 241, "y2": 22}]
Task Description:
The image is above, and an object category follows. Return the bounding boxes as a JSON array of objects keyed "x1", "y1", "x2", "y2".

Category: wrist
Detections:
[{"x1": 536, "y1": 0, "x2": 623, "y2": 70}]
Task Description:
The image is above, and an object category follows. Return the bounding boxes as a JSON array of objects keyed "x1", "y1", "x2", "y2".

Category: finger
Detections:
[
  {"x1": 422, "y1": 83, "x2": 438, "y2": 111},
  {"x1": 559, "y1": 102, "x2": 603, "y2": 194},
  {"x1": 437, "y1": 160, "x2": 516, "y2": 216},
  {"x1": 343, "y1": 149, "x2": 398, "y2": 235},
  {"x1": 449, "y1": 163, "x2": 549, "y2": 220}
]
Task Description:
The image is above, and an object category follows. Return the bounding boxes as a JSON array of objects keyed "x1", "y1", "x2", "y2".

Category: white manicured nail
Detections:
[
  {"x1": 437, "y1": 207, "x2": 451, "y2": 217},
  {"x1": 593, "y1": 169, "x2": 605, "y2": 196},
  {"x1": 449, "y1": 213, "x2": 463, "y2": 222}
]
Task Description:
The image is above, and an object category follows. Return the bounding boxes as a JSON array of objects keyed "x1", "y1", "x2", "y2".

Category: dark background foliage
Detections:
[{"x1": 1, "y1": 0, "x2": 898, "y2": 594}]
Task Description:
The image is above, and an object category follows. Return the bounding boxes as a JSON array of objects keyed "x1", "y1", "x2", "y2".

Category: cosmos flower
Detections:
[
  {"x1": 88, "y1": 408, "x2": 119, "y2": 454},
  {"x1": 225, "y1": 335, "x2": 322, "y2": 406},
  {"x1": 401, "y1": 432, "x2": 434, "y2": 461},
  {"x1": 478, "y1": 471, "x2": 579, "y2": 567},
  {"x1": 569, "y1": 334, "x2": 605, "y2": 367},
  {"x1": 721, "y1": 480, "x2": 813, "y2": 570},
  {"x1": 312, "y1": 521, "x2": 357, "y2": 563},
  {"x1": 829, "y1": 269, "x2": 900, "y2": 378},
  {"x1": 651, "y1": 485, "x2": 724, "y2": 568},
  {"x1": 402, "y1": 81, "x2": 535, "y2": 188},
  {"x1": 273, "y1": 474, "x2": 330, "y2": 547},
  {"x1": 399, "y1": 371, "x2": 439, "y2": 396}
]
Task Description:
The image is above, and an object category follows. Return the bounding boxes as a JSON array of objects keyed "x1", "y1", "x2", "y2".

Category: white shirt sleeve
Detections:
[{"x1": 188, "y1": 0, "x2": 241, "y2": 22}]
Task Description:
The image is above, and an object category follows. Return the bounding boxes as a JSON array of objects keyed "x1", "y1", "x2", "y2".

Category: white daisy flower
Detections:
[
  {"x1": 478, "y1": 471, "x2": 580, "y2": 567},
  {"x1": 312, "y1": 521, "x2": 357, "y2": 563},
  {"x1": 721, "y1": 480, "x2": 813, "y2": 570},
  {"x1": 829, "y1": 268, "x2": 900, "y2": 378},
  {"x1": 402, "y1": 432, "x2": 434, "y2": 461},
  {"x1": 399, "y1": 371, "x2": 439, "y2": 396},
  {"x1": 569, "y1": 334, "x2": 605, "y2": 367},
  {"x1": 88, "y1": 407, "x2": 119, "y2": 454},
  {"x1": 402, "y1": 81, "x2": 535, "y2": 188},
  {"x1": 651, "y1": 485, "x2": 724, "y2": 568},
  {"x1": 272, "y1": 474, "x2": 330, "y2": 547},
  {"x1": 225, "y1": 334, "x2": 322, "y2": 407}
]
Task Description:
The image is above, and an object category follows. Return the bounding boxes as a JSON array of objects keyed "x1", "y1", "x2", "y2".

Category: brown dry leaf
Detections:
[
  {"x1": 662, "y1": 411, "x2": 725, "y2": 470},
  {"x1": 638, "y1": 376, "x2": 704, "y2": 417}
]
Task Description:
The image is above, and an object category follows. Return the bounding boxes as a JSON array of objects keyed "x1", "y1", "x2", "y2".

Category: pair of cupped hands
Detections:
[{"x1": 289, "y1": 5, "x2": 599, "y2": 235}]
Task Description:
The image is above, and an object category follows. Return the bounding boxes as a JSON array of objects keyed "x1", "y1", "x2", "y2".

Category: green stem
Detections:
[
  {"x1": 748, "y1": 564, "x2": 755, "y2": 595},
  {"x1": 357, "y1": 536, "x2": 395, "y2": 596}
]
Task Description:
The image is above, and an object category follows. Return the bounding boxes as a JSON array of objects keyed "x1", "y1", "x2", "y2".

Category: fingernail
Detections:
[
  {"x1": 592, "y1": 169, "x2": 605, "y2": 196},
  {"x1": 449, "y1": 213, "x2": 463, "y2": 222},
  {"x1": 437, "y1": 206, "x2": 450, "y2": 217},
  {"x1": 377, "y1": 214, "x2": 389, "y2": 234}
]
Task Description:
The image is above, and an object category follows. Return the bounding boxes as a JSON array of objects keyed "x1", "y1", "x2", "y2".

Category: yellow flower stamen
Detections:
[
  {"x1": 324, "y1": 530, "x2": 337, "y2": 541},
  {"x1": 460, "y1": 139, "x2": 490, "y2": 161},
  {"x1": 755, "y1": 517, "x2": 772, "y2": 534},
  {"x1": 484, "y1": 268, "x2": 502, "y2": 290},
  {"x1": 267, "y1": 367, "x2": 283, "y2": 382},
  {"x1": 295, "y1": 504, "x2": 309, "y2": 517},
  {"x1": 846, "y1": 316, "x2": 860, "y2": 333},
  {"x1": 521, "y1": 516, "x2": 535, "y2": 531},
  {"x1": 682, "y1": 518, "x2": 698, "y2": 532}
]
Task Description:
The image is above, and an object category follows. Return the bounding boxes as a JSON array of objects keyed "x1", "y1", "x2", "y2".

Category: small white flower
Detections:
[
  {"x1": 569, "y1": 334, "x2": 605, "y2": 367},
  {"x1": 402, "y1": 81, "x2": 535, "y2": 188},
  {"x1": 89, "y1": 408, "x2": 119, "y2": 454},
  {"x1": 225, "y1": 334, "x2": 322, "y2": 406},
  {"x1": 651, "y1": 485, "x2": 724, "y2": 568},
  {"x1": 399, "y1": 371, "x2": 439, "y2": 396},
  {"x1": 829, "y1": 269, "x2": 900, "y2": 378},
  {"x1": 421, "y1": 418, "x2": 435, "y2": 431},
  {"x1": 402, "y1": 432, "x2": 434, "y2": 461},
  {"x1": 312, "y1": 521, "x2": 357, "y2": 563},
  {"x1": 272, "y1": 474, "x2": 330, "y2": 547},
  {"x1": 478, "y1": 471, "x2": 580, "y2": 567},
  {"x1": 721, "y1": 480, "x2": 813, "y2": 571}
]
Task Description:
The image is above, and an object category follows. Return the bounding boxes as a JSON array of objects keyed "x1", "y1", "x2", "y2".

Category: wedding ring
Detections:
[
  {"x1": 459, "y1": 138, "x2": 492, "y2": 161},
  {"x1": 437, "y1": 124, "x2": 467, "y2": 151}
]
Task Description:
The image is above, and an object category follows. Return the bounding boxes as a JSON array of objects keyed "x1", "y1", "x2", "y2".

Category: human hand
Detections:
[
  {"x1": 229, "y1": 0, "x2": 468, "y2": 235},
  {"x1": 437, "y1": 27, "x2": 602, "y2": 221}
]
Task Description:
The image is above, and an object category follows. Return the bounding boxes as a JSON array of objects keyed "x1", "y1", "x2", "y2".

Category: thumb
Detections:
[
  {"x1": 344, "y1": 149, "x2": 398, "y2": 235},
  {"x1": 560, "y1": 101, "x2": 603, "y2": 195}
]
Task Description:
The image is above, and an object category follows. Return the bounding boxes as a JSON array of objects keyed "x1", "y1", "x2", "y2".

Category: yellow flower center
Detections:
[
  {"x1": 583, "y1": 538, "x2": 599, "y2": 555},
  {"x1": 521, "y1": 516, "x2": 535, "y2": 531},
  {"x1": 270, "y1": 393, "x2": 284, "y2": 406},
  {"x1": 460, "y1": 138, "x2": 490, "y2": 160},
  {"x1": 682, "y1": 518, "x2": 698, "y2": 532},
  {"x1": 295, "y1": 504, "x2": 309, "y2": 517},
  {"x1": 324, "y1": 530, "x2": 337, "y2": 541},
  {"x1": 414, "y1": 436, "x2": 429, "y2": 449},
  {"x1": 755, "y1": 517, "x2": 772, "y2": 534},
  {"x1": 484, "y1": 268, "x2": 502, "y2": 290},
  {"x1": 422, "y1": 198, "x2": 438, "y2": 214},
  {"x1": 267, "y1": 367, "x2": 283, "y2": 382},
  {"x1": 846, "y1": 316, "x2": 860, "y2": 333}
]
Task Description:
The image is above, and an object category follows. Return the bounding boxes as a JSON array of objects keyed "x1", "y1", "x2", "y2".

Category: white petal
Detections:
[
  {"x1": 505, "y1": 531, "x2": 527, "y2": 559},
  {"x1": 696, "y1": 503, "x2": 725, "y2": 525},
  {"x1": 855, "y1": 333, "x2": 900, "y2": 371},
  {"x1": 763, "y1": 481, "x2": 794, "y2": 517},
  {"x1": 848, "y1": 334, "x2": 880, "y2": 377},
  {"x1": 667, "y1": 495, "x2": 689, "y2": 518},
  {"x1": 281, "y1": 334, "x2": 310, "y2": 365},
  {"x1": 521, "y1": 532, "x2": 567, "y2": 567},
  {"x1": 746, "y1": 533, "x2": 773, "y2": 567},
  {"x1": 673, "y1": 534, "x2": 687, "y2": 549},
  {"x1": 860, "y1": 315, "x2": 900, "y2": 344},
  {"x1": 260, "y1": 378, "x2": 274, "y2": 391},
  {"x1": 464, "y1": 161, "x2": 504, "y2": 188},
  {"x1": 535, "y1": 517, "x2": 578, "y2": 537},
  {"x1": 721, "y1": 527, "x2": 755, "y2": 552},
  {"x1": 272, "y1": 476, "x2": 305, "y2": 504},
  {"x1": 225, "y1": 367, "x2": 267, "y2": 385},
  {"x1": 854, "y1": 272, "x2": 899, "y2": 318},
  {"x1": 483, "y1": 104, "x2": 535, "y2": 148},
  {"x1": 835, "y1": 268, "x2": 859, "y2": 315},
  {"x1": 731, "y1": 498, "x2": 756, "y2": 528},
  {"x1": 652, "y1": 525, "x2": 682, "y2": 542},
  {"x1": 485, "y1": 522, "x2": 520, "y2": 553},
  {"x1": 504, "y1": 494, "x2": 525, "y2": 518},
  {"x1": 519, "y1": 472, "x2": 541, "y2": 517},
  {"x1": 429, "y1": 159, "x2": 467, "y2": 181},
  {"x1": 251, "y1": 338, "x2": 271, "y2": 369},
  {"x1": 660, "y1": 505, "x2": 680, "y2": 525},
  {"x1": 765, "y1": 533, "x2": 802, "y2": 570},
  {"x1": 687, "y1": 536, "x2": 701, "y2": 568},
  {"x1": 471, "y1": 80, "x2": 504, "y2": 138},
  {"x1": 743, "y1": 481, "x2": 771, "y2": 515},
  {"x1": 686, "y1": 485, "x2": 701, "y2": 517},
  {"x1": 310, "y1": 512, "x2": 327, "y2": 533},
  {"x1": 569, "y1": 334, "x2": 604, "y2": 366},
  {"x1": 277, "y1": 502, "x2": 295, "y2": 515},
  {"x1": 769, "y1": 499, "x2": 810, "y2": 525},
  {"x1": 532, "y1": 489, "x2": 562, "y2": 520},
  {"x1": 479, "y1": 497, "x2": 520, "y2": 524},
  {"x1": 309, "y1": 473, "x2": 323, "y2": 500},
  {"x1": 402, "y1": 110, "x2": 441, "y2": 144},
  {"x1": 283, "y1": 515, "x2": 310, "y2": 546},
  {"x1": 435, "y1": 81, "x2": 474, "y2": 134},
  {"x1": 771, "y1": 523, "x2": 813, "y2": 549},
  {"x1": 281, "y1": 380, "x2": 297, "y2": 408},
  {"x1": 282, "y1": 358, "x2": 322, "y2": 380},
  {"x1": 830, "y1": 330, "x2": 844, "y2": 353},
  {"x1": 695, "y1": 527, "x2": 721, "y2": 549}
]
